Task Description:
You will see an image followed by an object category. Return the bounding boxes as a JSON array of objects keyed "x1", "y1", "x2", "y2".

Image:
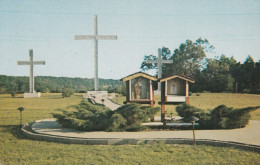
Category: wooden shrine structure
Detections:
[
  {"x1": 120, "y1": 72, "x2": 157, "y2": 107},
  {"x1": 159, "y1": 74, "x2": 195, "y2": 121}
]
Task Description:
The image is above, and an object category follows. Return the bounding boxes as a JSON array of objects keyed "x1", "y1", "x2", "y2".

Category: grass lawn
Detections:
[
  {"x1": 1, "y1": 93, "x2": 260, "y2": 164},
  {"x1": 112, "y1": 93, "x2": 260, "y2": 120}
]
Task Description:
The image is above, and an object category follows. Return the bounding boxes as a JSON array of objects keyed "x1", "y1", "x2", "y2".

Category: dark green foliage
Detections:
[
  {"x1": 61, "y1": 88, "x2": 74, "y2": 97},
  {"x1": 207, "y1": 105, "x2": 260, "y2": 129},
  {"x1": 0, "y1": 75, "x2": 123, "y2": 94},
  {"x1": 176, "y1": 104, "x2": 260, "y2": 129},
  {"x1": 52, "y1": 101, "x2": 160, "y2": 131},
  {"x1": 140, "y1": 38, "x2": 259, "y2": 94},
  {"x1": 176, "y1": 103, "x2": 203, "y2": 122},
  {"x1": 209, "y1": 105, "x2": 233, "y2": 129},
  {"x1": 116, "y1": 104, "x2": 160, "y2": 131},
  {"x1": 224, "y1": 106, "x2": 260, "y2": 129},
  {"x1": 107, "y1": 113, "x2": 127, "y2": 131}
]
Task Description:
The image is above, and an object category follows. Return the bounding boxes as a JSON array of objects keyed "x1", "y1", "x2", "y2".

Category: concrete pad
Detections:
[
  {"x1": 24, "y1": 92, "x2": 41, "y2": 98},
  {"x1": 30, "y1": 119, "x2": 260, "y2": 146}
]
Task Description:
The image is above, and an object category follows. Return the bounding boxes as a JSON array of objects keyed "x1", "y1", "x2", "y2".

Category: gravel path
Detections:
[{"x1": 32, "y1": 119, "x2": 260, "y2": 146}]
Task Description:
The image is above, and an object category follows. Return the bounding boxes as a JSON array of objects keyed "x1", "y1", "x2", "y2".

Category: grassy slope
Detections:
[{"x1": 0, "y1": 93, "x2": 260, "y2": 164}]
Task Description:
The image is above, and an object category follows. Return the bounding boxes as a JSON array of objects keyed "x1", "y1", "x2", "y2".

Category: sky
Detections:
[{"x1": 0, "y1": 0, "x2": 260, "y2": 80}]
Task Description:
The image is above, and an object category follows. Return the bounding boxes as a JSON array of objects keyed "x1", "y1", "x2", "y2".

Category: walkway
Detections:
[
  {"x1": 94, "y1": 97, "x2": 120, "y2": 110},
  {"x1": 31, "y1": 119, "x2": 260, "y2": 146}
]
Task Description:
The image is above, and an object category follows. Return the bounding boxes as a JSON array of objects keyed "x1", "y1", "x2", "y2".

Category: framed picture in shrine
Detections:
[{"x1": 130, "y1": 77, "x2": 150, "y2": 100}]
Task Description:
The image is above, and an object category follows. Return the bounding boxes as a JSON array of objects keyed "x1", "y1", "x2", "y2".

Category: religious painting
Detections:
[
  {"x1": 167, "y1": 79, "x2": 178, "y2": 95},
  {"x1": 166, "y1": 78, "x2": 186, "y2": 96},
  {"x1": 131, "y1": 77, "x2": 150, "y2": 100}
]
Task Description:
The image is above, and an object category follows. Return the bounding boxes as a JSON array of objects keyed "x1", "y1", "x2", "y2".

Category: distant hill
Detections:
[{"x1": 0, "y1": 75, "x2": 123, "y2": 94}]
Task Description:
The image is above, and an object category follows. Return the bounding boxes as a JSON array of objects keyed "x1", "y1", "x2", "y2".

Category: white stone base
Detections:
[{"x1": 24, "y1": 92, "x2": 41, "y2": 98}]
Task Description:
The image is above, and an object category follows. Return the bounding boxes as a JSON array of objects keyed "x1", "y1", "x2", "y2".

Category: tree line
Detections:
[
  {"x1": 0, "y1": 75, "x2": 123, "y2": 95},
  {"x1": 1, "y1": 38, "x2": 259, "y2": 96},
  {"x1": 141, "y1": 38, "x2": 260, "y2": 94}
]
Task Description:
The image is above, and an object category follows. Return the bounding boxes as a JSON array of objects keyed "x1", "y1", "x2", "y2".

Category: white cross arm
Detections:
[
  {"x1": 146, "y1": 60, "x2": 172, "y2": 64},
  {"x1": 75, "y1": 35, "x2": 95, "y2": 40},
  {"x1": 146, "y1": 60, "x2": 159, "y2": 64},
  {"x1": 17, "y1": 61, "x2": 30, "y2": 65},
  {"x1": 17, "y1": 61, "x2": 45, "y2": 65},
  {"x1": 33, "y1": 61, "x2": 45, "y2": 65},
  {"x1": 97, "y1": 35, "x2": 117, "y2": 40},
  {"x1": 75, "y1": 35, "x2": 117, "y2": 40},
  {"x1": 161, "y1": 60, "x2": 173, "y2": 64}
]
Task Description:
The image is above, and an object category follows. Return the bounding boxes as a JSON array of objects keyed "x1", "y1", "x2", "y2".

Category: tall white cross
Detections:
[
  {"x1": 74, "y1": 15, "x2": 117, "y2": 91},
  {"x1": 146, "y1": 48, "x2": 173, "y2": 90},
  {"x1": 17, "y1": 49, "x2": 45, "y2": 93}
]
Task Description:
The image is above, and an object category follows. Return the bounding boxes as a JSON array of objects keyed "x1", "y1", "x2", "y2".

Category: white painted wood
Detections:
[
  {"x1": 74, "y1": 15, "x2": 117, "y2": 91},
  {"x1": 186, "y1": 81, "x2": 189, "y2": 97},
  {"x1": 129, "y1": 79, "x2": 131, "y2": 100},
  {"x1": 17, "y1": 49, "x2": 45, "y2": 93},
  {"x1": 146, "y1": 48, "x2": 173, "y2": 90},
  {"x1": 166, "y1": 96, "x2": 186, "y2": 102}
]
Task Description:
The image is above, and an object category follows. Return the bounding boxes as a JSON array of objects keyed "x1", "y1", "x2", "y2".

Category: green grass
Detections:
[
  {"x1": 1, "y1": 93, "x2": 260, "y2": 164},
  {"x1": 112, "y1": 93, "x2": 260, "y2": 120}
]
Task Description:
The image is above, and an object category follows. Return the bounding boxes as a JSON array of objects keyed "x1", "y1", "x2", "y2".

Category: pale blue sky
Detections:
[{"x1": 0, "y1": 0, "x2": 260, "y2": 79}]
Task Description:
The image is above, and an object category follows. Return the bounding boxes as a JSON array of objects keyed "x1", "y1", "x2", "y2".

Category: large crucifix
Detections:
[
  {"x1": 74, "y1": 15, "x2": 117, "y2": 91},
  {"x1": 146, "y1": 48, "x2": 173, "y2": 90},
  {"x1": 17, "y1": 49, "x2": 45, "y2": 93}
]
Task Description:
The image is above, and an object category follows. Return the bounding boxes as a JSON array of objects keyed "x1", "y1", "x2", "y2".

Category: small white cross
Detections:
[
  {"x1": 17, "y1": 49, "x2": 45, "y2": 93},
  {"x1": 146, "y1": 48, "x2": 172, "y2": 90}
]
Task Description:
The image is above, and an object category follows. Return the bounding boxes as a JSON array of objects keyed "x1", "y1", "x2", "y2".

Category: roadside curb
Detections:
[{"x1": 21, "y1": 122, "x2": 260, "y2": 153}]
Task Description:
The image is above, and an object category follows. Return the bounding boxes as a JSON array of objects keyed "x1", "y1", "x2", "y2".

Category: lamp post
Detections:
[
  {"x1": 17, "y1": 107, "x2": 25, "y2": 128},
  {"x1": 187, "y1": 116, "x2": 199, "y2": 145}
]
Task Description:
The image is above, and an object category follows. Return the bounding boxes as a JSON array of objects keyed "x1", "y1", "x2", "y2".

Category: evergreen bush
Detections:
[
  {"x1": 61, "y1": 88, "x2": 74, "y2": 97},
  {"x1": 176, "y1": 103, "x2": 203, "y2": 122},
  {"x1": 176, "y1": 103, "x2": 260, "y2": 129},
  {"x1": 52, "y1": 100, "x2": 160, "y2": 131}
]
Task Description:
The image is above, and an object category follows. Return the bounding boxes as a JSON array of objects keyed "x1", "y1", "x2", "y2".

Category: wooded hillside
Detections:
[{"x1": 0, "y1": 75, "x2": 122, "y2": 94}]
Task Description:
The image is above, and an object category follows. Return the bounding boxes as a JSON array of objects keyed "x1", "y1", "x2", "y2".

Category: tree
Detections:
[
  {"x1": 62, "y1": 88, "x2": 74, "y2": 98},
  {"x1": 10, "y1": 80, "x2": 18, "y2": 97},
  {"x1": 201, "y1": 55, "x2": 236, "y2": 92},
  {"x1": 230, "y1": 56, "x2": 260, "y2": 93},
  {"x1": 140, "y1": 47, "x2": 172, "y2": 73},
  {"x1": 140, "y1": 38, "x2": 214, "y2": 79}
]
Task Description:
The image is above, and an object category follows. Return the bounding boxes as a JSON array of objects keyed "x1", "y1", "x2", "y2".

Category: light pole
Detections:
[
  {"x1": 187, "y1": 116, "x2": 199, "y2": 145},
  {"x1": 17, "y1": 107, "x2": 25, "y2": 128}
]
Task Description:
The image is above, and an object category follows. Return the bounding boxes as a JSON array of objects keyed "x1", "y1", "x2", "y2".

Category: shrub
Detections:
[
  {"x1": 62, "y1": 88, "x2": 74, "y2": 97},
  {"x1": 116, "y1": 104, "x2": 160, "y2": 130},
  {"x1": 107, "y1": 113, "x2": 127, "y2": 131},
  {"x1": 11, "y1": 91, "x2": 16, "y2": 98},
  {"x1": 52, "y1": 100, "x2": 160, "y2": 131},
  {"x1": 209, "y1": 105, "x2": 232, "y2": 129},
  {"x1": 176, "y1": 104, "x2": 260, "y2": 129},
  {"x1": 176, "y1": 104, "x2": 203, "y2": 122}
]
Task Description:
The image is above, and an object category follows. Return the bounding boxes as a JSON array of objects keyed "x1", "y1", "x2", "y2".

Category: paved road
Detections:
[{"x1": 32, "y1": 119, "x2": 260, "y2": 146}]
